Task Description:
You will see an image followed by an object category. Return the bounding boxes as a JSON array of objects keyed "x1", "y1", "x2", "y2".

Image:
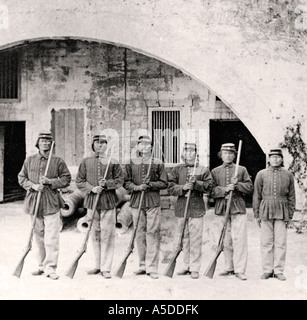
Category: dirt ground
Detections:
[{"x1": 1, "y1": 200, "x2": 307, "y2": 300}]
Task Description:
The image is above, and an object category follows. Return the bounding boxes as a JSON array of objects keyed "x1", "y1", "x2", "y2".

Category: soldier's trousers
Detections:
[
  {"x1": 90, "y1": 208, "x2": 116, "y2": 272},
  {"x1": 213, "y1": 213, "x2": 248, "y2": 274},
  {"x1": 32, "y1": 211, "x2": 61, "y2": 275},
  {"x1": 261, "y1": 219, "x2": 287, "y2": 274},
  {"x1": 131, "y1": 206, "x2": 161, "y2": 274},
  {"x1": 177, "y1": 216, "x2": 204, "y2": 273}
]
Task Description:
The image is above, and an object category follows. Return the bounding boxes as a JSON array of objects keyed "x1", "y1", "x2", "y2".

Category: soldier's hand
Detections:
[
  {"x1": 133, "y1": 185, "x2": 142, "y2": 191},
  {"x1": 139, "y1": 184, "x2": 149, "y2": 191},
  {"x1": 32, "y1": 184, "x2": 44, "y2": 192},
  {"x1": 231, "y1": 177, "x2": 238, "y2": 185},
  {"x1": 143, "y1": 177, "x2": 150, "y2": 185},
  {"x1": 39, "y1": 176, "x2": 51, "y2": 185},
  {"x1": 106, "y1": 179, "x2": 115, "y2": 186},
  {"x1": 225, "y1": 184, "x2": 235, "y2": 193},
  {"x1": 134, "y1": 184, "x2": 149, "y2": 191},
  {"x1": 99, "y1": 178, "x2": 106, "y2": 188},
  {"x1": 183, "y1": 182, "x2": 194, "y2": 191},
  {"x1": 189, "y1": 176, "x2": 196, "y2": 184},
  {"x1": 92, "y1": 186, "x2": 103, "y2": 194},
  {"x1": 256, "y1": 218, "x2": 262, "y2": 228}
]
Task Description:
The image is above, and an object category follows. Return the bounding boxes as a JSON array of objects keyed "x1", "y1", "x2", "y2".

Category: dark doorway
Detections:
[
  {"x1": 210, "y1": 119, "x2": 266, "y2": 206},
  {"x1": 0, "y1": 122, "x2": 26, "y2": 203}
]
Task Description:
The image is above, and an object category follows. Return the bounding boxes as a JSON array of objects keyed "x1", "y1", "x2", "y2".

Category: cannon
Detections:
[
  {"x1": 60, "y1": 189, "x2": 85, "y2": 218},
  {"x1": 115, "y1": 201, "x2": 133, "y2": 234},
  {"x1": 77, "y1": 186, "x2": 130, "y2": 233}
]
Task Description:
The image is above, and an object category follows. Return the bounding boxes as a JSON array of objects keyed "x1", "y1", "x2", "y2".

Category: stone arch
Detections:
[{"x1": 0, "y1": 35, "x2": 264, "y2": 150}]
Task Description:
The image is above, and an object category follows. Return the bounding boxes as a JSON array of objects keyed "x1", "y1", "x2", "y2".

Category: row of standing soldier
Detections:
[{"x1": 17, "y1": 131, "x2": 295, "y2": 281}]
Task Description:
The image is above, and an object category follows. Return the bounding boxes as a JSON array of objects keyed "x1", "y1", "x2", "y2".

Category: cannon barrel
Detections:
[
  {"x1": 60, "y1": 189, "x2": 85, "y2": 218},
  {"x1": 115, "y1": 201, "x2": 133, "y2": 233},
  {"x1": 77, "y1": 215, "x2": 91, "y2": 233},
  {"x1": 76, "y1": 187, "x2": 130, "y2": 233}
]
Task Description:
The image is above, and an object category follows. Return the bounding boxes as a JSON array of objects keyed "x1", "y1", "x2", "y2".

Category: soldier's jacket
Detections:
[
  {"x1": 76, "y1": 154, "x2": 124, "y2": 210},
  {"x1": 168, "y1": 163, "x2": 213, "y2": 218},
  {"x1": 124, "y1": 157, "x2": 168, "y2": 209},
  {"x1": 18, "y1": 152, "x2": 71, "y2": 216},
  {"x1": 253, "y1": 166, "x2": 296, "y2": 221},
  {"x1": 211, "y1": 163, "x2": 253, "y2": 215}
]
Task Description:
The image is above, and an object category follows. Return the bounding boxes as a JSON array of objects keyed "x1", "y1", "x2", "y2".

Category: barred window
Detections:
[
  {"x1": 151, "y1": 110, "x2": 180, "y2": 163},
  {"x1": 0, "y1": 50, "x2": 19, "y2": 100}
]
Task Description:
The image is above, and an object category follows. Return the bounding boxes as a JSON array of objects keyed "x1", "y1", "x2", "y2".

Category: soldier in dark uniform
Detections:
[
  {"x1": 124, "y1": 135, "x2": 168, "y2": 279},
  {"x1": 76, "y1": 134, "x2": 124, "y2": 279},
  {"x1": 168, "y1": 142, "x2": 213, "y2": 279},
  {"x1": 253, "y1": 148, "x2": 296, "y2": 281},
  {"x1": 18, "y1": 131, "x2": 71, "y2": 280},
  {"x1": 211, "y1": 143, "x2": 253, "y2": 281}
]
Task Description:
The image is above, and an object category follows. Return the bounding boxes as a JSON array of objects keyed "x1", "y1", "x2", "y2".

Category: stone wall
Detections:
[{"x1": 0, "y1": 40, "x2": 236, "y2": 169}]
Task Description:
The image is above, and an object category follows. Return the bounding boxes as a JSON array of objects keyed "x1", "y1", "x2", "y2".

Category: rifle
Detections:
[
  {"x1": 204, "y1": 140, "x2": 242, "y2": 278},
  {"x1": 164, "y1": 153, "x2": 198, "y2": 278},
  {"x1": 13, "y1": 141, "x2": 55, "y2": 278},
  {"x1": 65, "y1": 145, "x2": 113, "y2": 279},
  {"x1": 114, "y1": 144, "x2": 155, "y2": 278}
]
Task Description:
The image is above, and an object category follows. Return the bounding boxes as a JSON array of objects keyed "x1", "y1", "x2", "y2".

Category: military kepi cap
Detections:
[
  {"x1": 92, "y1": 134, "x2": 107, "y2": 143},
  {"x1": 38, "y1": 131, "x2": 53, "y2": 140},
  {"x1": 221, "y1": 143, "x2": 236, "y2": 153},
  {"x1": 184, "y1": 142, "x2": 197, "y2": 150},
  {"x1": 35, "y1": 131, "x2": 53, "y2": 148},
  {"x1": 269, "y1": 148, "x2": 283, "y2": 158},
  {"x1": 92, "y1": 134, "x2": 107, "y2": 152},
  {"x1": 138, "y1": 135, "x2": 152, "y2": 144}
]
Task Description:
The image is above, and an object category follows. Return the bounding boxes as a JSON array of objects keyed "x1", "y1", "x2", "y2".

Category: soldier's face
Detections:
[
  {"x1": 94, "y1": 140, "x2": 107, "y2": 153},
  {"x1": 138, "y1": 141, "x2": 152, "y2": 155},
  {"x1": 269, "y1": 155, "x2": 283, "y2": 167},
  {"x1": 221, "y1": 151, "x2": 236, "y2": 164},
  {"x1": 38, "y1": 139, "x2": 52, "y2": 151},
  {"x1": 184, "y1": 148, "x2": 196, "y2": 163}
]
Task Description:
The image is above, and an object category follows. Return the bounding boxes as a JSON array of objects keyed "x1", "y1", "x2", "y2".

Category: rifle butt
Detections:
[
  {"x1": 114, "y1": 260, "x2": 127, "y2": 279},
  {"x1": 203, "y1": 250, "x2": 222, "y2": 279},
  {"x1": 204, "y1": 261, "x2": 217, "y2": 279},
  {"x1": 65, "y1": 261, "x2": 79, "y2": 279},
  {"x1": 114, "y1": 250, "x2": 132, "y2": 278},
  {"x1": 65, "y1": 252, "x2": 84, "y2": 278},
  {"x1": 163, "y1": 261, "x2": 176, "y2": 278},
  {"x1": 163, "y1": 251, "x2": 180, "y2": 278},
  {"x1": 12, "y1": 260, "x2": 25, "y2": 278},
  {"x1": 12, "y1": 249, "x2": 30, "y2": 278}
]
